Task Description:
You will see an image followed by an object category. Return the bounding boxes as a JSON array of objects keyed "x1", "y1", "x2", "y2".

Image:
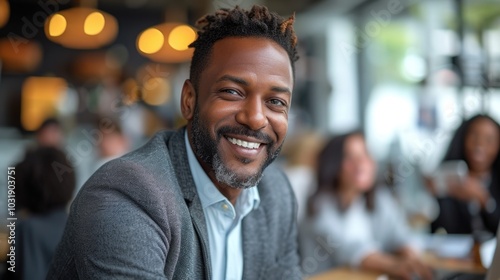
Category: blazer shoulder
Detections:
[
  {"x1": 258, "y1": 164, "x2": 297, "y2": 216},
  {"x1": 259, "y1": 163, "x2": 294, "y2": 196},
  {"x1": 77, "y1": 129, "x2": 184, "y2": 207}
]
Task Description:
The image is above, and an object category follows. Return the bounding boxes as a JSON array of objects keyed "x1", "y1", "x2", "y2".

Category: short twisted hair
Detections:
[{"x1": 189, "y1": 5, "x2": 298, "y2": 90}]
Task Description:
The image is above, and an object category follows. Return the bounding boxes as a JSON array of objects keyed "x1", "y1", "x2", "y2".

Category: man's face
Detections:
[{"x1": 183, "y1": 37, "x2": 293, "y2": 189}]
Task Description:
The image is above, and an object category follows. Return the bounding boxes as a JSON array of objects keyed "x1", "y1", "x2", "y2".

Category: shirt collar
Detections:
[{"x1": 184, "y1": 131, "x2": 260, "y2": 211}]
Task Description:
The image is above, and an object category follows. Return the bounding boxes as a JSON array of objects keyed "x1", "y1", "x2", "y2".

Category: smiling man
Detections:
[{"x1": 47, "y1": 5, "x2": 302, "y2": 280}]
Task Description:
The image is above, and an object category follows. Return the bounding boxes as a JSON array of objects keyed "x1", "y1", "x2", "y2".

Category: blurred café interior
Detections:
[{"x1": 1, "y1": 0, "x2": 500, "y2": 279}]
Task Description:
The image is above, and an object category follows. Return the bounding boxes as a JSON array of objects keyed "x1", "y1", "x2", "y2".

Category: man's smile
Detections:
[
  {"x1": 226, "y1": 136, "x2": 262, "y2": 149},
  {"x1": 222, "y1": 135, "x2": 267, "y2": 161}
]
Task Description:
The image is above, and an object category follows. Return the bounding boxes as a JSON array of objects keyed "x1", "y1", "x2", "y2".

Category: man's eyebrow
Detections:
[
  {"x1": 216, "y1": 74, "x2": 291, "y2": 95},
  {"x1": 270, "y1": 86, "x2": 291, "y2": 95},
  {"x1": 215, "y1": 75, "x2": 249, "y2": 86}
]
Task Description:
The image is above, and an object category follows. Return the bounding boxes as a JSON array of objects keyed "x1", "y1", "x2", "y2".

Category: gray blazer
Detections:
[{"x1": 47, "y1": 128, "x2": 302, "y2": 279}]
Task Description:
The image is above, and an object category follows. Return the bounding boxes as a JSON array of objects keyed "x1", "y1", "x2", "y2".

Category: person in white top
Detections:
[{"x1": 301, "y1": 131, "x2": 432, "y2": 280}]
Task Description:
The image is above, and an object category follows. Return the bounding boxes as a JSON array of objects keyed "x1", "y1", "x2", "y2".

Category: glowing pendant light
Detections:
[
  {"x1": 44, "y1": 7, "x2": 118, "y2": 49},
  {"x1": 136, "y1": 12, "x2": 197, "y2": 64}
]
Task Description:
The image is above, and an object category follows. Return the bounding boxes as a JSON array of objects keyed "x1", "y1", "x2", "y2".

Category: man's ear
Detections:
[{"x1": 181, "y1": 79, "x2": 196, "y2": 120}]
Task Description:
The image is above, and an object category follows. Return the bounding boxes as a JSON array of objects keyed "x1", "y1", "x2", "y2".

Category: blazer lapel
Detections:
[
  {"x1": 242, "y1": 205, "x2": 268, "y2": 280},
  {"x1": 168, "y1": 128, "x2": 212, "y2": 279}
]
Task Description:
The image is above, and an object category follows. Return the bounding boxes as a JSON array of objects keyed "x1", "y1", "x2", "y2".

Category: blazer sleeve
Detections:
[{"x1": 65, "y1": 160, "x2": 171, "y2": 279}]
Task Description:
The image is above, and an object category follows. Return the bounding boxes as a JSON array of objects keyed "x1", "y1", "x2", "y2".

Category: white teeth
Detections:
[{"x1": 227, "y1": 137, "x2": 261, "y2": 149}]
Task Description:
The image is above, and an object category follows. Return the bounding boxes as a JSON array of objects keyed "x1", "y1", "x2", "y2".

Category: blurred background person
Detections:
[
  {"x1": 75, "y1": 120, "x2": 130, "y2": 194},
  {"x1": 429, "y1": 114, "x2": 500, "y2": 235},
  {"x1": 93, "y1": 121, "x2": 130, "y2": 170},
  {"x1": 34, "y1": 118, "x2": 64, "y2": 149},
  {"x1": 3, "y1": 147, "x2": 75, "y2": 280},
  {"x1": 301, "y1": 131, "x2": 432, "y2": 280}
]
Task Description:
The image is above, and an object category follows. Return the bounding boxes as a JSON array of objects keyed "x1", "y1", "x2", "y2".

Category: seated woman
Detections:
[
  {"x1": 302, "y1": 131, "x2": 431, "y2": 280},
  {"x1": 430, "y1": 114, "x2": 500, "y2": 235}
]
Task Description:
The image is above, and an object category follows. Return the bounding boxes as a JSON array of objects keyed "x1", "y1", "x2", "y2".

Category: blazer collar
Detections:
[
  {"x1": 168, "y1": 127, "x2": 198, "y2": 202},
  {"x1": 167, "y1": 127, "x2": 212, "y2": 278}
]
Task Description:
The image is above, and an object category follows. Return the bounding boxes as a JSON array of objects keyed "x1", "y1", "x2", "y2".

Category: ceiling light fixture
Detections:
[
  {"x1": 44, "y1": 6, "x2": 118, "y2": 49},
  {"x1": 137, "y1": 22, "x2": 196, "y2": 63}
]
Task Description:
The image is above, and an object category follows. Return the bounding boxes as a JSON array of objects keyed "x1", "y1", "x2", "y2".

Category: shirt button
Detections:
[{"x1": 222, "y1": 203, "x2": 229, "y2": 211}]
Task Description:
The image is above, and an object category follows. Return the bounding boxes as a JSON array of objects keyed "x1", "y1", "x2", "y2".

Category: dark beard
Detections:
[{"x1": 190, "y1": 105, "x2": 282, "y2": 189}]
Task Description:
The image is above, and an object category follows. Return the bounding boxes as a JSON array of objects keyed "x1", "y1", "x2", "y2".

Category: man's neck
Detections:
[
  {"x1": 198, "y1": 159, "x2": 242, "y2": 205},
  {"x1": 214, "y1": 181, "x2": 242, "y2": 206},
  {"x1": 187, "y1": 130, "x2": 242, "y2": 205}
]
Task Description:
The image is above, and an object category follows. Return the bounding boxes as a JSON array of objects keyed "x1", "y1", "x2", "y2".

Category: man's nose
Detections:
[{"x1": 235, "y1": 97, "x2": 269, "y2": 131}]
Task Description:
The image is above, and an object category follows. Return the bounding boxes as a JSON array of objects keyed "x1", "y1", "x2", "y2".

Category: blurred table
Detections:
[
  {"x1": 422, "y1": 251, "x2": 486, "y2": 274},
  {"x1": 307, "y1": 251, "x2": 486, "y2": 280},
  {"x1": 307, "y1": 267, "x2": 383, "y2": 280}
]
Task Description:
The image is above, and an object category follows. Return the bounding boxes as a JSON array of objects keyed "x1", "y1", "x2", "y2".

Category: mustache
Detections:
[{"x1": 217, "y1": 126, "x2": 273, "y2": 144}]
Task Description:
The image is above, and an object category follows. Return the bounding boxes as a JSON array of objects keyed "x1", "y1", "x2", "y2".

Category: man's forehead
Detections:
[
  {"x1": 211, "y1": 37, "x2": 289, "y2": 56},
  {"x1": 204, "y1": 37, "x2": 294, "y2": 83}
]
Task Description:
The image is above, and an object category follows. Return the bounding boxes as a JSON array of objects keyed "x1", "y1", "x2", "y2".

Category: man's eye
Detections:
[
  {"x1": 221, "y1": 89, "x2": 239, "y2": 95},
  {"x1": 269, "y1": 99, "x2": 286, "y2": 106}
]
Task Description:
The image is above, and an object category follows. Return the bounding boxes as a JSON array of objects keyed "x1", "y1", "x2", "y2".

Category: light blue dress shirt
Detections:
[{"x1": 184, "y1": 132, "x2": 260, "y2": 280}]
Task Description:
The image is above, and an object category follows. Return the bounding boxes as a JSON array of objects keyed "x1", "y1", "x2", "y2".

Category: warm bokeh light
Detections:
[
  {"x1": 44, "y1": 7, "x2": 118, "y2": 49},
  {"x1": 137, "y1": 28, "x2": 164, "y2": 54},
  {"x1": 69, "y1": 51, "x2": 122, "y2": 83},
  {"x1": 136, "y1": 22, "x2": 196, "y2": 63},
  {"x1": 21, "y1": 77, "x2": 68, "y2": 131},
  {"x1": 0, "y1": 0, "x2": 10, "y2": 28},
  {"x1": 0, "y1": 39, "x2": 43, "y2": 73},
  {"x1": 168, "y1": 25, "x2": 197, "y2": 51},
  {"x1": 48, "y1": 14, "x2": 67, "y2": 37},
  {"x1": 142, "y1": 77, "x2": 171, "y2": 106},
  {"x1": 122, "y1": 78, "x2": 140, "y2": 105},
  {"x1": 84, "y1": 12, "x2": 106, "y2": 35}
]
